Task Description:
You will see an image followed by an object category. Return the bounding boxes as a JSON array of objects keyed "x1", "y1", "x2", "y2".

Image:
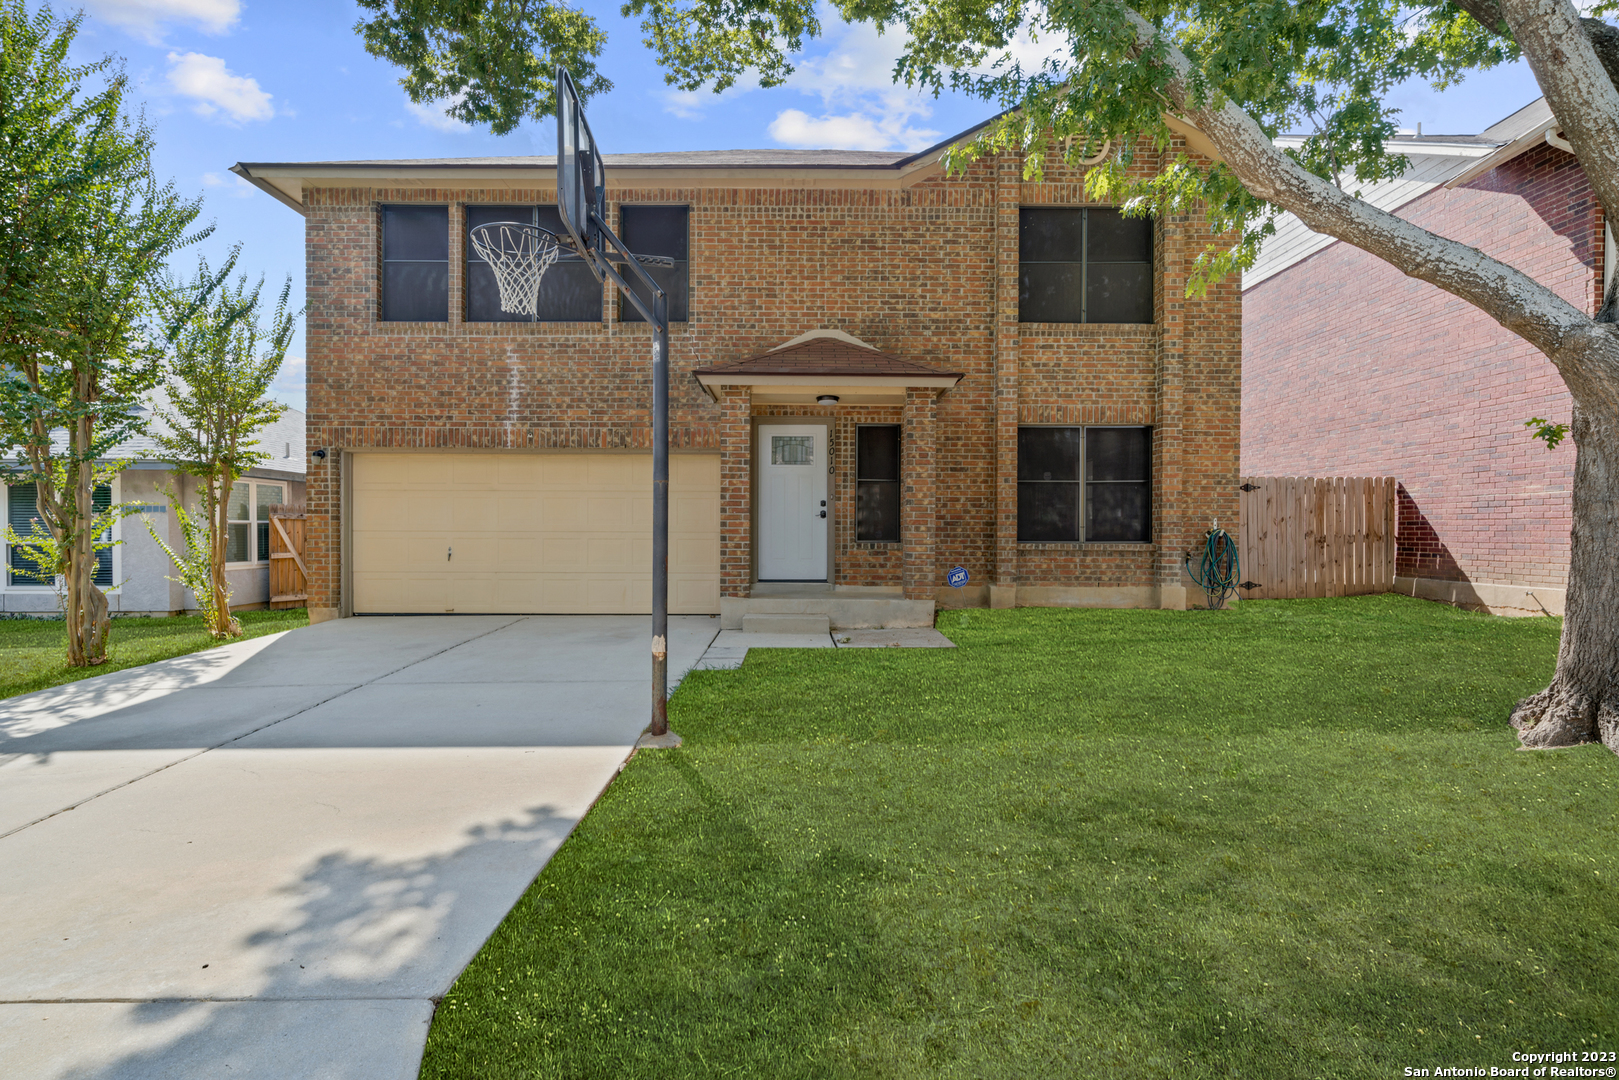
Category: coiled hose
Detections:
[{"x1": 1185, "y1": 526, "x2": 1240, "y2": 610}]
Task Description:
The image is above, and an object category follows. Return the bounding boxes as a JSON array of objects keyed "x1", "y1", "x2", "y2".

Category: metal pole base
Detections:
[{"x1": 635, "y1": 729, "x2": 683, "y2": 749}]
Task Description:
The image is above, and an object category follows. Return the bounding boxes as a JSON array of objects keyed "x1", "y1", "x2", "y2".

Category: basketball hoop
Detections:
[{"x1": 468, "y1": 221, "x2": 569, "y2": 317}]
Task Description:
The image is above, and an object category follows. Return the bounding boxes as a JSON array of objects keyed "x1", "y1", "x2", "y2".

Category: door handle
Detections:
[
  {"x1": 819, "y1": 510, "x2": 827, "y2": 518},
  {"x1": 448, "y1": 546, "x2": 452, "y2": 561}
]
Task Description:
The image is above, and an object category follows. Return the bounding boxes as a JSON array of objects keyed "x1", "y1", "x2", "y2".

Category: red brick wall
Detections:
[
  {"x1": 1242, "y1": 143, "x2": 1593, "y2": 591},
  {"x1": 301, "y1": 146, "x2": 1241, "y2": 612}
]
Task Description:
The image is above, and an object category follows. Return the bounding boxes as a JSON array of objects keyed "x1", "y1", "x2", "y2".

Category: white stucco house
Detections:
[{"x1": 3, "y1": 406, "x2": 306, "y2": 615}]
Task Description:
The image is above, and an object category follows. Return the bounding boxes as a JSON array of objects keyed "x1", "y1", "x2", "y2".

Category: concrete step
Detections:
[{"x1": 742, "y1": 612, "x2": 831, "y2": 635}]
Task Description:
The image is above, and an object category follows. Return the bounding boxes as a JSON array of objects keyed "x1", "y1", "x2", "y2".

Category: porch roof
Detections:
[{"x1": 693, "y1": 332, "x2": 963, "y2": 405}]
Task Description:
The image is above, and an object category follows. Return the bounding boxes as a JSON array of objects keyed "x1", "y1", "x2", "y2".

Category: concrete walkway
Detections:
[
  {"x1": 690, "y1": 626, "x2": 956, "y2": 671},
  {"x1": 0, "y1": 615, "x2": 719, "y2": 1080}
]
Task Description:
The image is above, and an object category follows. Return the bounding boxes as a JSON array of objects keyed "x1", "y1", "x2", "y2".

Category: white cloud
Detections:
[
  {"x1": 407, "y1": 98, "x2": 473, "y2": 133},
  {"x1": 769, "y1": 108, "x2": 939, "y2": 151},
  {"x1": 662, "y1": 90, "x2": 706, "y2": 120},
  {"x1": 766, "y1": 20, "x2": 941, "y2": 151},
  {"x1": 660, "y1": 83, "x2": 754, "y2": 121},
  {"x1": 83, "y1": 0, "x2": 239, "y2": 42},
  {"x1": 201, "y1": 170, "x2": 258, "y2": 198},
  {"x1": 989, "y1": 26, "x2": 1069, "y2": 75},
  {"x1": 166, "y1": 52, "x2": 274, "y2": 123}
]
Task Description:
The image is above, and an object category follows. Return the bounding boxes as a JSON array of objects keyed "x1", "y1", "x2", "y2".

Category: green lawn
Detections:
[
  {"x1": 0, "y1": 608, "x2": 308, "y2": 700},
  {"x1": 420, "y1": 595, "x2": 1616, "y2": 1080}
]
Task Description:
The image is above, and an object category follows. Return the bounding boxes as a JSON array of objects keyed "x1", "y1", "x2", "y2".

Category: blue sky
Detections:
[{"x1": 67, "y1": 0, "x2": 1543, "y2": 412}]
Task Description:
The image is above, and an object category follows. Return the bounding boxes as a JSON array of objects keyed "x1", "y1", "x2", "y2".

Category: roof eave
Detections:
[
  {"x1": 232, "y1": 109, "x2": 1227, "y2": 214},
  {"x1": 1444, "y1": 124, "x2": 1559, "y2": 188},
  {"x1": 231, "y1": 163, "x2": 306, "y2": 217}
]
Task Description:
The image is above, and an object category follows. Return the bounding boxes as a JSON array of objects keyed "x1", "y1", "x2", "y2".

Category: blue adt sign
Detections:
[{"x1": 947, "y1": 565, "x2": 969, "y2": 589}]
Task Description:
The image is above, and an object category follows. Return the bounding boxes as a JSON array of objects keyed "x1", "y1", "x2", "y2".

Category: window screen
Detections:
[
  {"x1": 1017, "y1": 428, "x2": 1084, "y2": 541},
  {"x1": 618, "y1": 205, "x2": 689, "y2": 323},
  {"x1": 381, "y1": 205, "x2": 449, "y2": 322},
  {"x1": 7, "y1": 481, "x2": 111, "y2": 585},
  {"x1": 466, "y1": 205, "x2": 603, "y2": 322},
  {"x1": 856, "y1": 425, "x2": 901, "y2": 543},
  {"x1": 1018, "y1": 207, "x2": 1153, "y2": 323},
  {"x1": 1086, "y1": 427, "x2": 1151, "y2": 541},
  {"x1": 1017, "y1": 427, "x2": 1151, "y2": 542}
]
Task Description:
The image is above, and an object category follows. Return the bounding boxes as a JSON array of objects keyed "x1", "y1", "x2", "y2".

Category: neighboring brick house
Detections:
[
  {"x1": 1243, "y1": 99, "x2": 1610, "y2": 616},
  {"x1": 233, "y1": 117, "x2": 1241, "y2": 627}
]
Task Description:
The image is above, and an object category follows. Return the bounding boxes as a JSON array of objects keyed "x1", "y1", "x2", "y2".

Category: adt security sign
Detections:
[{"x1": 947, "y1": 565, "x2": 969, "y2": 589}]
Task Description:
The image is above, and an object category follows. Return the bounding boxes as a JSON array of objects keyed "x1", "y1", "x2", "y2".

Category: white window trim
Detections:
[
  {"x1": 3, "y1": 474, "x2": 122, "y2": 593},
  {"x1": 225, "y1": 478, "x2": 289, "y2": 569}
]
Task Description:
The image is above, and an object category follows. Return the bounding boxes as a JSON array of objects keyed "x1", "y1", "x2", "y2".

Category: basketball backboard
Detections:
[{"x1": 556, "y1": 66, "x2": 605, "y2": 280}]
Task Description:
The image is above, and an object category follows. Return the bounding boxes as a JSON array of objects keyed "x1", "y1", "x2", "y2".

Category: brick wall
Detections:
[
  {"x1": 302, "y1": 144, "x2": 1241, "y2": 612},
  {"x1": 1242, "y1": 143, "x2": 1593, "y2": 592}
]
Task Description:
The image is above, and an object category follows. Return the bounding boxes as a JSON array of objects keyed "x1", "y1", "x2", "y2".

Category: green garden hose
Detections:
[{"x1": 1186, "y1": 526, "x2": 1240, "y2": 610}]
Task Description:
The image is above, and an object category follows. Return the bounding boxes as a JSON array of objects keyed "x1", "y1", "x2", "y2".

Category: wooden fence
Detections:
[
  {"x1": 1237, "y1": 476, "x2": 1397, "y2": 600},
  {"x1": 267, "y1": 504, "x2": 308, "y2": 610}
]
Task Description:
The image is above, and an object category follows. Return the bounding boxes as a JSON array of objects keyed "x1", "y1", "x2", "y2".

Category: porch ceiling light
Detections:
[{"x1": 817, "y1": 395, "x2": 840, "y2": 406}]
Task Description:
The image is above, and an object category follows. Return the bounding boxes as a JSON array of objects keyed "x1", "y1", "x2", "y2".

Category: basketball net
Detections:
[{"x1": 468, "y1": 223, "x2": 563, "y2": 317}]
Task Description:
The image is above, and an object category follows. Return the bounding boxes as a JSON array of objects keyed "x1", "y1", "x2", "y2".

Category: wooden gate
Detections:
[
  {"x1": 1237, "y1": 477, "x2": 1397, "y2": 600},
  {"x1": 267, "y1": 505, "x2": 308, "y2": 610}
]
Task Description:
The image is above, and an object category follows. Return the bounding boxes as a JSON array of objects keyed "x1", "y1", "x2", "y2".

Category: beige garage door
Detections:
[{"x1": 352, "y1": 452, "x2": 720, "y2": 614}]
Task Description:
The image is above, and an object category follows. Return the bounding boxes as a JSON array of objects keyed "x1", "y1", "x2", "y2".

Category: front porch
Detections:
[{"x1": 695, "y1": 330, "x2": 964, "y2": 619}]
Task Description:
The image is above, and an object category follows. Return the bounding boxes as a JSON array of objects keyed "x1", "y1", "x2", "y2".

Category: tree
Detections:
[
  {"x1": 0, "y1": 1, "x2": 207, "y2": 665},
  {"x1": 360, "y1": 0, "x2": 1619, "y2": 755},
  {"x1": 353, "y1": 0, "x2": 613, "y2": 134},
  {"x1": 151, "y1": 254, "x2": 296, "y2": 638}
]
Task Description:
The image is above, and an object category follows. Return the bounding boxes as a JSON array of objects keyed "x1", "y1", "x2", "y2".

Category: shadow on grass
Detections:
[{"x1": 419, "y1": 596, "x2": 1613, "y2": 1080}]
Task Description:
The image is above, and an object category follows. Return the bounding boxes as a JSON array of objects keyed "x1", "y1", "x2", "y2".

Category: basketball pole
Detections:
[{"x1": 580, "y1": 210, "x2": 675, "y2": 742}]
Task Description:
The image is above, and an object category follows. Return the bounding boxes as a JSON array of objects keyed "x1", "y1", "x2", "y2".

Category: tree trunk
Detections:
[
  {"x1": 208, "y1": 474, "x2": 238, "y2": 637},
  {"x1": 66, "y1": 411, "x2": 111, "y2": 666},
  {"x1": 1510, "y1": 342, "x2": 1619, "y2": 753}
]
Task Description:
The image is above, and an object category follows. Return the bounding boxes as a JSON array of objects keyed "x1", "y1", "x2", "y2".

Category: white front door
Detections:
[{"x1": 757, "y1": 424, "x2": 828, "y2": 581}]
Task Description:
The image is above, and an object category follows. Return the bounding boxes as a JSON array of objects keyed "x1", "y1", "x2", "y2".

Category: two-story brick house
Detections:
[{"x1": 233, "y1": 119, "x2": 1240, "y2": 627}]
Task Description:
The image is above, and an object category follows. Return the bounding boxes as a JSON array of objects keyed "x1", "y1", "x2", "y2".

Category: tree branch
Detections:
[
  {"x1": 1118, "y1": 7, "x2": 1590, "y2": 359},
  {"x1": 1451, "y1": 0, "x2": 1619, "y2": 91}
]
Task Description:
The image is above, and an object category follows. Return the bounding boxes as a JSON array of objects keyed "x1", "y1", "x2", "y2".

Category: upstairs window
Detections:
[
  {"x1": 1018, "y1": 426, "x2": 1151, "y2": 542},
  {"x1": 618, "y1": 205, "x2": 689, "y2": 323},
  {"x1": 1019, "y1": 208, "x2": 1153, "y2": 323},
  {"x1": 7, "y1": 481, "x2": 112, "y2": 586},
  {"x1": 381, "y1": 205, "x2": 449, "y2": 322},
  {"x1": 856, "y1": 425, "x2": 901, "y2": 543},
  {"x1": 466, "y1": 205, "x2": 603, "y2": 322}
]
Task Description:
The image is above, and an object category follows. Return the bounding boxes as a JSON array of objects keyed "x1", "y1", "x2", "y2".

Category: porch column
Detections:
[
  {"x1": 902, "y1": 386, "x2": 938, "y2": 601},
  {"x1": 720, "y1": 385, "x2": 752, "y2": 597}
]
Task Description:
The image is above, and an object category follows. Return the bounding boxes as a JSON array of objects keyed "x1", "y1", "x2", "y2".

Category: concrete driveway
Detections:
[{"x1": 0, "y1": 614, "x2": 719, "y2": 1080}]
